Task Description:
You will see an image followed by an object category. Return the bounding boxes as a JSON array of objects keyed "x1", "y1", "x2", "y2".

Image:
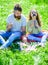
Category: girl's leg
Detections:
[
  {"x1": 33, "y1": 32, "x2": 48, "y2": 47},
  {"x1": 32, "y1": 32, "x2": 44, "y2": 37},
  {"x1": 31, "y1": 32, "x2": 47, "y2": 43},
  {"x1": 39, "y1": 33, "x2": 48, "y2": 47},
  {"x1": 0, "y1": 32, "x2": 22, "y2": 49},
  {"x1": 27, "y1": 34, "x2": 41, "y2": 42}
]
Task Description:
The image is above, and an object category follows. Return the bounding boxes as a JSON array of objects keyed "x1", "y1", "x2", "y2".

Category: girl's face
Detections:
[{"x1": 31, "y1": 10, "x2": 37, "y2": 19}]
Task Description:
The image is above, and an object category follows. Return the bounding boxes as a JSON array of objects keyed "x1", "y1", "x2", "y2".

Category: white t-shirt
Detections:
[{"x1": 6, "y1": 13, "x2": 26, "y2": 32}]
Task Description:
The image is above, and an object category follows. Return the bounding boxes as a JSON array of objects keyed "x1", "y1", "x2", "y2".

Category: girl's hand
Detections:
[
  {"x1": 26, "y1": 33, "x2": 29, "y2": 37},
  {"x1": 35, "y1": 24, "x2": 39, "y2": 28},
  {"x1": 30, "y1": 22, "x2": 34, "y2": 27},
  {"x1": 22, "y1": 35, "x2": 27, "y2": 43}
]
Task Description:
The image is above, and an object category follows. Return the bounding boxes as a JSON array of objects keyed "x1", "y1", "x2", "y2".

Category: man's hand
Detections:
[
  {"x1": 7, "y1": 23, "x2": 13, "y2": 31},
  {"x1": 21, "y1": 26, "x2": 26, "y2": 32}
]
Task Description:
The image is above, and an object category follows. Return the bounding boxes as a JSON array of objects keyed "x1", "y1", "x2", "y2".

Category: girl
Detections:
[{"x1": 23, "y1": 9, "x2": 47, "y2": 47}]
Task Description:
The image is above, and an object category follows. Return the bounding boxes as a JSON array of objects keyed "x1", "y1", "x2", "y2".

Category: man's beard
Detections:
[{"x1": 14, "y1": 14, "x2": 21, "y2": 20}]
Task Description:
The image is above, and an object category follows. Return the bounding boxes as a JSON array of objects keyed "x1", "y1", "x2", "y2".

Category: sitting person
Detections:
[
  {"x1": 0, "y1": 4, "x2": 26, "y2": 49},
  {"x1": 22, "y1": 9, "x2": 48, "y2": 47}
]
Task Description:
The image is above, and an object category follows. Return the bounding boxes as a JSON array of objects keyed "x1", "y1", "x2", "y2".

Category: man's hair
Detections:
[{"x1": 14, "y1": 4, "x2": 22, "y2": 12}]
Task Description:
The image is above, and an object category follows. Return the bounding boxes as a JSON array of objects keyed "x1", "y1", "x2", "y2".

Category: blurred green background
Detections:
[{"x1": 0, "y1": 0, "x2": 48, "y2": 30}]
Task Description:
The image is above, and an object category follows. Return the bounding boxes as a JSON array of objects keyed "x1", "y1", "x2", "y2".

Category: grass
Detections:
[{"x1": 0, "y1": 0, "x2": 48, "y2": 65}]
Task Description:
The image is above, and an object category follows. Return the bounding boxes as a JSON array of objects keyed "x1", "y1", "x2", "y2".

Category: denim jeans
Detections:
[
  {"x1": 0, "y1": 31, "x2": 22, "y2": 49},
  {"x1": 27, "y1": 32, "x2": 47, "y2": 43}
]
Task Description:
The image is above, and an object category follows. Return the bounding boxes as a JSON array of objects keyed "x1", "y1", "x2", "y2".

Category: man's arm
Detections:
[
  {"x1": 6, "y1": 23, "x2": 13, "y2": 31},
  {"x1": 21, "y1": 26, "x2": 26, "y2": 35},
  {"x1": 21, "y1": 16, "x2": 26, "y2": 35},
  {"x1": 6, "y1": 15, "x2": 13, "y2": 31}
]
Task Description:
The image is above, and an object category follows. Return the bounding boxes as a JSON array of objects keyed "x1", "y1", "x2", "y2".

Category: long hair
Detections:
[{"x1": 29, "y1": 9, "x2": 41, "y2": 27}]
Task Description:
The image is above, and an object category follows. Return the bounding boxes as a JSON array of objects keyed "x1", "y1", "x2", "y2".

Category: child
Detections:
[{"x1": 23, "y1": 9, "x2": 47, "y2": 47}]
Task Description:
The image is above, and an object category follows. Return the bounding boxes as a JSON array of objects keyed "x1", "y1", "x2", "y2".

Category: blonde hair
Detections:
[{"x1": 29, "y1": 9, "x2": 41, "y2": 26}]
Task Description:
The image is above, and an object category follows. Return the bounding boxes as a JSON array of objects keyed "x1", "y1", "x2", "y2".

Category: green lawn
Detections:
[{"x1": 0, "y1": 0, "x2": 48, "y2": 65}]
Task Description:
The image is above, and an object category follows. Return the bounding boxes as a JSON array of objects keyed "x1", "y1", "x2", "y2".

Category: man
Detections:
[{"x1": 0, "y1": 4, "x2": 26, "y2": 49}]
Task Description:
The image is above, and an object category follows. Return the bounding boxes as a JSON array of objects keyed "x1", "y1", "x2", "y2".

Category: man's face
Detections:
[{"x1": 14, "y1": 10, "x2": 21, "y2": 19}]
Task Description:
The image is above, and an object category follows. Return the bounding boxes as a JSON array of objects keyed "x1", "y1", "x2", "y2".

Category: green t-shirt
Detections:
[{"x1": 27, "y1": 20, "x2": 41, "y2": 34}]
